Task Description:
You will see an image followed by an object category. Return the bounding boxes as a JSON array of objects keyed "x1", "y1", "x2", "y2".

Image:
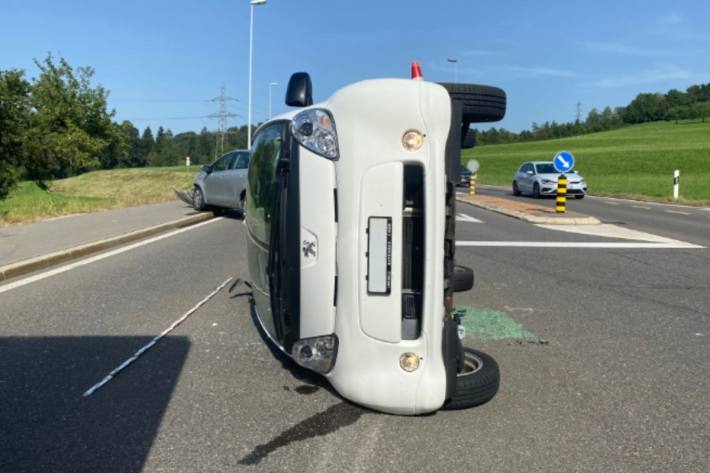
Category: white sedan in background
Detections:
[{"x1": 512, "y1": 161, "x2": 587, "y2": 199}]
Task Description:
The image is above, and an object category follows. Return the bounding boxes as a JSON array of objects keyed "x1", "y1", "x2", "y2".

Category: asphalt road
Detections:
[
  {"x1": 1, "y1": 199, "x2": 709, "y2": 472},
  {"x1": 476, "y1": 184, "x2": 710, "y2": 247}
]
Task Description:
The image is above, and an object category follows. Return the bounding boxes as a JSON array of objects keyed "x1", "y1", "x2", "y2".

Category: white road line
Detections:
[
  {"x1": 0, "y1": 218, "x2": 223, "y2": 294},
  {"x1": 456, "y1": 213, "x2": 483, "y2": 223},
  {"x1": 82, "y1": 277, "x2": 232, "y2": 397},
  {"x1": 535, "y1": 223, "x2": 682, "y2": 244},
  {"x1": 456, "y1": 241, "x2": 704, "y2": 248}
]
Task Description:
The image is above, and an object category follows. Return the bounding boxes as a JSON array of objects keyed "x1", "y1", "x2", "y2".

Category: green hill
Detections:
[
  {"x1": 0, "y1": 167, "x2": 194, "y2": 225},
  {"x1": 464, "y1": 121, "x2": 710, "y2": 204}
]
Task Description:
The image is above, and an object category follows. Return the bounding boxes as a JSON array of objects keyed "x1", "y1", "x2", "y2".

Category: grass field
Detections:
[
  {"x1": 0, "y1": 167, "x2": 195, "y2": 225},
  {"x1": 464, "y1": 121, "x2": 710, "y2": 205}
]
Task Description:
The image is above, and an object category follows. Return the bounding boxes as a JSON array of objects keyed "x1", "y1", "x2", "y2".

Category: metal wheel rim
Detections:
[
  {"x1": 194, "y1": 189, "x2": 202, "y2": 207},
  {"x1": 458, "y1": 351, "x2": 483, "y2": 377}
]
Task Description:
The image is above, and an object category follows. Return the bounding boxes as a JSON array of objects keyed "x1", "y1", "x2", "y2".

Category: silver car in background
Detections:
[
  {"x1": 512, "y1": 161, "x2": 587, "y2": 199},
  {"x1": 193, "y1": 149, "x2": 250, "y2": 211}
]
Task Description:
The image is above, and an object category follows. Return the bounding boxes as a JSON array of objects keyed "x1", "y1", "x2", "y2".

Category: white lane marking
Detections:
[
  {"x1": 456, "y1": 241, "x2": 703, "y2": 248},
  {"x1": 82, "y1": 277, "x2": 232, "y2": 397},
  {"x1": 535, "y1": 223, "x2": 684, "y2": 244},
  {"x1": 589, "y1": 194, "x2": 710, "y2": 211},
  {"x1": 665, "y1": 209, "x2": 691, "y2": 216},
  {"x1": 0, "y1": 218, "x2": 223, "y2": 294},
  {"x1": 456, "y1": 213, "x2": 483, "y2": 223}
]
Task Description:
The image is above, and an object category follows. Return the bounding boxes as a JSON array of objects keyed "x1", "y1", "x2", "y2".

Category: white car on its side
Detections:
[
  {"x1": 512, "y1": 161, "x2": 587, "y2": 199},
  {"x1": 244, "y1": 68, "x2": 506, "y2": 415}
]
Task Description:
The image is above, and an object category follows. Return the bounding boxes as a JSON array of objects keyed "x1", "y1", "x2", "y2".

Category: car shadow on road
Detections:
[{"x1": 0, "y1": 336, "x2": 189, "y2": 473}]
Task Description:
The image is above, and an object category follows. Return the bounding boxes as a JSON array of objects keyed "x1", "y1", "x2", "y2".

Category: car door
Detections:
[
  {"x1": 516, "y1": 163, "x2": 531, "y2": 192},
  {"x1": 223, "y1": 151, "x2": 250, "y2": 208},
  {"x1": 204, "y1": 153, "x2": 234, "y2": 205}
]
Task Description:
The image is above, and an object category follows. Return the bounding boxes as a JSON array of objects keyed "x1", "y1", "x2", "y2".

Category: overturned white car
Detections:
[{"x1": 245, "y1": 66, "x2": 506, "y2": 415}]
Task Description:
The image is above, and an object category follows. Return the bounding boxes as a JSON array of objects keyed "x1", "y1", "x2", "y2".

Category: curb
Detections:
[
  {"x1": 0, "y1": 212, "x2": 214, "y2": 282},
  {"x1": 457, "y1": 197, "x2": 600, "y2": 225}
]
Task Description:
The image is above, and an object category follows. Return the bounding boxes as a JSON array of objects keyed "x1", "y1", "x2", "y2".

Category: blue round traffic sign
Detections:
[{"x1": 553, "y1": 150, "x2": 575, "y2": 173}]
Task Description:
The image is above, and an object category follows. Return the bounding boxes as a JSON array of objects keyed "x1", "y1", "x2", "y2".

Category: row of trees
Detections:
[
  {"x1": 476, "y1": 82, "x2": 710, "y2": 145},
  {"x1": 122, "y1": 124, "x2": 250, "y2": 168},
  {"x1": 0, "y1": 55, "x2": 252, "y2": 199}
]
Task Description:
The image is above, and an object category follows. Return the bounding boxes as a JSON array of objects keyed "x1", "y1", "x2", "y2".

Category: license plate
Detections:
[{"x1": 367, "y1": 217, "x2": 392, "y2": 295}]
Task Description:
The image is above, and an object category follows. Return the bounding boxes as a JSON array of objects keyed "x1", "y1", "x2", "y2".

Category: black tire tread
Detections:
[
  {"x1": 438, "y1": 83, "x2": 506, "y2": 123},
  {"x1": 443, "y1": 348, "x2": 500, "y2": 410}
]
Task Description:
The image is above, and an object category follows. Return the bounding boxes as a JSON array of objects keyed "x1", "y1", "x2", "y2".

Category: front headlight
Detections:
[
  {"x1": 291, "y1": 108, "x2": 339, "y2": 159},
  {"x1": 292, "y1": 334, "x2": 338, "y2": 373}
]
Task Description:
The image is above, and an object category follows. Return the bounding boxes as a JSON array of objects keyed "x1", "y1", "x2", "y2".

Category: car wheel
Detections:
[
  {"x1": 532, "y1": 182, "x2": 541, "y2": 199},
  {"x1": 438, "y1": 83, "x2": 506, "y2": 123},
  {"x1": 240, "y1": 193, "x2": 246, "y2": 214},
  {"x1": 443, "y1": 348, "x2": 500, "y2": 410},
  {"x1": 193, "y1": 186, "x2": 206, "y2": 211},
  {"x1": 450, "y1": 265, "x2": 474, "y2": 292},
  {"x1": 513, "y1": 181, "x2": 521, "y2": 196}
]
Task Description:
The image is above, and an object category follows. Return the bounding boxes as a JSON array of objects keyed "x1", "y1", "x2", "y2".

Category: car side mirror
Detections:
[
  {"x1": 202, "y1": 165, "x2": 212, "y2": 174},
  {"x1": 285, "y1": 72, "x2": 313, "y2": 107},
  {"x1": 461, "y1": 128, "x2": 476, "y2": 149}
]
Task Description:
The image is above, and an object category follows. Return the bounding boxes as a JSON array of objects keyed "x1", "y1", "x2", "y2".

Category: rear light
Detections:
[
  {"x1": 292, "y1": 334, "x2": 338, "y2": 373},
  {"x1": 291, "y1": 108, "x2": 339, "y2": 159}
]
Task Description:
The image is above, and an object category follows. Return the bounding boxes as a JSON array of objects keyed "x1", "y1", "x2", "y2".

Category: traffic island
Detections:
[{"x1": 457, "y1": 194, "x2": 600, "y2": 225}]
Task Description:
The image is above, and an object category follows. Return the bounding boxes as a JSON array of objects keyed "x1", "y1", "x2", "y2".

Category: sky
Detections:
[{"x1": 2, "y1": 0, "x2": 709, "y2": 134}]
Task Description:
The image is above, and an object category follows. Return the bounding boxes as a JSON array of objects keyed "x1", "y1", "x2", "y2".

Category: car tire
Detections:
[
  {"x1": 450, "y1": 265, "x2": 474, "y2": 292},
  {"x1": 193, "y1": 186, "x2": 206, "y2": 211},
  {"x1": 443, "y1": 348, "x2": 500, "y2": 410},
  {"x1": 513, "y1": 181, "x2": 521, "y2": 196},
  {"x1": 532, "y1": 182, "x2": 541, "y2": 199},
  {"x1": 438, "y1": 83, "x2": 506, "y2": 123}
]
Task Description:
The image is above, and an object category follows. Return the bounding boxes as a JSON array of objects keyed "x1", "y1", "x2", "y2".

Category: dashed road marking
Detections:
[{"x1": 632, "y1": 205, "x2": 651, "y2": 210}]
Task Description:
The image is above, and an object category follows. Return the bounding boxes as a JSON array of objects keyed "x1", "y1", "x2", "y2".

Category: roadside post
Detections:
[
  {"x1": 552, "y1": 151, "x2": 575, "y2": 214},
  {"x1": 186, "y1": 156, "x2": 191, "y2": 168},
  {"x1": 467, "y1": 159, "x2": 480, "y2": 196},
  {"x1": 673, "y1": 169, "x2": 680, "y2": 200},
  {"x1": 556, "y1": 175, "x2": 567, "y2": 213}
]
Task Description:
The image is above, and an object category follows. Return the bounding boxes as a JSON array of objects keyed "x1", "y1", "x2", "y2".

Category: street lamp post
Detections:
[
  {"x1": 247, "y1": 0, "x2": 267, "y2": 150},
  {"x1": 268, "y1": 81, "x2": 278, "y2": 119},
  {"x1": 447, "y1": 57, "x2": 458, "y2": 83}
]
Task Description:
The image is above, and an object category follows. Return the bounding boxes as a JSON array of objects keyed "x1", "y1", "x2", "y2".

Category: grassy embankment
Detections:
[
  {"x1": 0, "y1": 167, "x2": 195, "y2": 225},
  {"x1": 464, "y1": 121, "x2": 710, "y2": 205}
]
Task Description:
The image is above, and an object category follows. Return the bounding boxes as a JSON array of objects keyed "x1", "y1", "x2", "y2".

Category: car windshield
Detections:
[
  {"x1": 246, "y1": 124, "x2": 283, "y2": 246},
  {"x1": 535, "y1": 163, "x2": 556, "y2": 174}
]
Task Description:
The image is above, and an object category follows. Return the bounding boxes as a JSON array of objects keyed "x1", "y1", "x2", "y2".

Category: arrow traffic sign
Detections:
[{"x1": 553, "y1": 151, "x2": 575, "y2": 173}]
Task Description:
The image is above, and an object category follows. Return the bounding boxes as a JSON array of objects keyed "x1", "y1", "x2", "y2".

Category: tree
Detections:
[
  {"x1": 0, "y1": 69, "x2": 31, "y2": 198},
  {"x1": 622, "y1": 93, "x2": 669, "y2": 124},
  {"x1": 22, "y1": 54, "x2": 119, "y2": 181},
  {"x1": 117, "y1": 121, "x2": 143, "y2": 168}
]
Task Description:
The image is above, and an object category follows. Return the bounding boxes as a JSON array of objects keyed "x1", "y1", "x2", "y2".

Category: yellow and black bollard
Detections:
[
  {"x1": 468, "y1": 174, "x2": 477, "y2": 196},
  {"x1": 555, "y1": 174, "x2": 567, "y2": 213}
]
